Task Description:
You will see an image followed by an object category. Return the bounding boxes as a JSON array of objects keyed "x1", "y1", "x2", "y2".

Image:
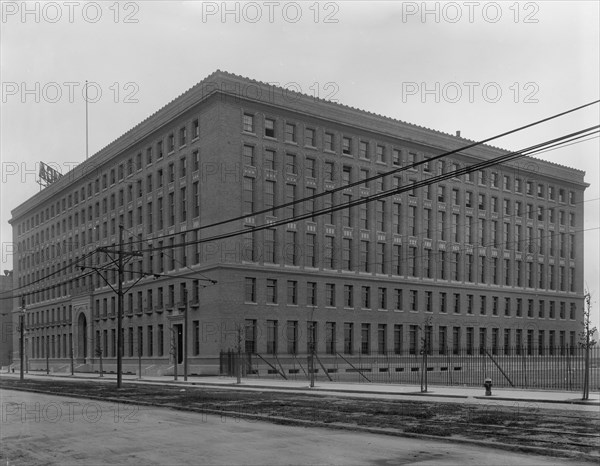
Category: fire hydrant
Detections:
[{"x1": 484, "y1": 378, "x2": 492, "y2": 396}]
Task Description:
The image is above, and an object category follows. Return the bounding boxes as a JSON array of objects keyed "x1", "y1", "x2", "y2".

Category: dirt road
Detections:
[{"x1": 1, "y1": 389, "x2": 593, "y2": 465}]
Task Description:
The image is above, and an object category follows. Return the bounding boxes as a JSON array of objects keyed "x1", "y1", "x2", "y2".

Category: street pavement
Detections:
[{"x1": 1, "y1": 388, "x2": 595, "y2": 466}]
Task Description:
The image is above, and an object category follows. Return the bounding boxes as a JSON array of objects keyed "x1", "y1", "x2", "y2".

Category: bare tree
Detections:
[{"x1": 579, "y1": 291, "x2": 597, "y2": 400}]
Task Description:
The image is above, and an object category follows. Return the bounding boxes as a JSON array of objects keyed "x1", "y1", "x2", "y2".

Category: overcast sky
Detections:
[{"x1": 1, "y1": 1, "x2": 598, "y2": 327}]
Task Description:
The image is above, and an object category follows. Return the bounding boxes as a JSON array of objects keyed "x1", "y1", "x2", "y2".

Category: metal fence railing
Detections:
[{"x1": 220, "y1": 346, "x2": 600, "y2": 391}]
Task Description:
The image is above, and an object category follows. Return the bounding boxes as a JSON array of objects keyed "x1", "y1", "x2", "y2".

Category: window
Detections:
[
  {"x1": 285, "y1": 231, "x2": 297, "y2": 265},
  {"x1": 376, "y1": 145, "x2": 385, "y2": 163},
  {"x1": 361, "y1": 286, "x2": 371, "y2": 308},
  {"x1": 478, "y1": 170, "x2": 486, "y2": 186},
  {"x1": 179, "y1": 126, "x2": 187, "y2": 146},
  {"x1": 452, "y1": 188, "x2": 459, "y2": 205},
  {"x1": 267, "y1": 320, "x2": 278, "y2": 355},
  {"x1": 438, "y1": 186, "x2": 445, "y2": 202},
  {"x1": 285, "y1": 123, "x2": 296, "y2": 143},
  {"x1": 265, "y1": 118, "x2": 275, "y2": 138},
  {"x1": 305, "y1": 157, "x2": 316, "y2": 179},
  {"x1": 359, "y1": 141, "x2": 369, "y2": 159},
  {"x1": 344, "y1": 323, "x2": 354, "y2": 354},
  {"x1": 342, "y1": 166, "x2": 352, "y2": 185},
  {"x1": 243, "y1": 177, "x2": 255, "y2": 215},
  {"x1": 287, "y1": 321, "x2": 298, "y2": 354},
  {"x1": 245, "y1": 320, "x2": 257, "y2": 354},
  {"x1": 360, "y1": 168, "x2": 370, "y2": 188},
  {"x1": 326, "y1": 322, "x2": 336, "y2": 354},
  {"x1": 266, "y1": 279, "x2": 277, "y2": 304},
  {"x1": 307, "y1": 282, "x2": 317, "y2": 306},
  {"x1": 409, "y1": 325, "x2": 418, "y2": 354},
  {"x1": 285, "y1": 153, "x2": 296, "y2": 175},
  {"x1": 373, "y1": 200, "x2": 385, "y2": 232},
  {"x1": 378, "y1": 287, "x2": 387, "y2": 309},
  {"x1": 301, "y1": 232, "x2": 314, "y2": 267},
  {"x1": 264, "y1": 228, "x2": 276, "y2": 263},
  {"x1": 451, "y1": 213, "x2": 459, "y2": 242},
  {"x1": 344, "y1": 285, "x2": 354, "y2": 308},
  {"x1": 478, "y1": 194, "x2": 486, "y2": 210},
  {"x1": 360, "y1": 205, "x2": 369, "y2": 230},
  {"x1": 361, "y1": 324, "x2": 370, "y2": 354},
  {"x1": 410, "y1": 290, "x2": 418, "y2": 311},
  {"x1": 407, "y1": 152, "x2": 417, "y2": 167},
  {"x1": 515, "y1": 178, "x2": 523, "y2": 193},
  {"x1": 342, "y1": 137, "x2": 352, "y2": 155},
  {"x1": 305, "y1": 128, "x2": 316, "y2": 147},
  {"x1": 453, "y1": 293, "x2": 460, "y2": 314},
  {"x1": 243, "y1": 113, "x2": 254, "y2": 132},
  {"x1": 376, "y1": 243, "x2": 386, "y2": 274},
  {"x1": 243, "y1": 145, "x2": 255, "y2": 166},
  {"x1": 491, "y1": 172, "x2": 499, "y2": 188},
  {"x1": 326, "y1": 283, "x2": 336, "y2": 307},
  {"x1": 168, "y1": 133, "x2": 175, "y2": 153},
  {"x1": 307, "y1": 322, "x2": 317, "y2": 354},
  {"x1": 264, "y1": 149, "x2": 276, "y2": 170},
  {"x1": 324, "y1": 162, "x2": 334, "y2": 182},
  {"x1": 287, "y1": 280, "x2": 298, "y2": 305},
  {"x1": 324, "y1": 132, "x2": 334, "y2": 151},
  {"x1": 342, "y1": 238, "x2": 352, "y2": 270}
]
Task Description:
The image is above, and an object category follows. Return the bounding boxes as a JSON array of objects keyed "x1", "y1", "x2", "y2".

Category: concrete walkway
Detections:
[{"x1": 3, "y1": 370, "x2": 599, "y2": 409}]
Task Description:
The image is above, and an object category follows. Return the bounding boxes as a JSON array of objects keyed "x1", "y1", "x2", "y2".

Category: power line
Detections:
[
  {"x1": 4, "y1": 108, "x2": 597, "y2": 300},
  {"x1": 120, "y1": 99, "x2": 599, "y2": 248},
  {"x1": 137, "y1": 126, "x2": 599, "y2": 253},
  {"x1": 4, "y1": 126, "x2": 595, "y2": 302}
]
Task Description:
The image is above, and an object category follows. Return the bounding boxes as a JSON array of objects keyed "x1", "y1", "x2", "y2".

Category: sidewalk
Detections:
[{"x1": 3, "y1": 370, "x2": 599, "y2": 408}]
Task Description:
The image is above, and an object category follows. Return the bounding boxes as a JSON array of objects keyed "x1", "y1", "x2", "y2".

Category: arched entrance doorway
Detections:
[{"x1": 78, "y1": 313, "x2": 87, "y2": 361}]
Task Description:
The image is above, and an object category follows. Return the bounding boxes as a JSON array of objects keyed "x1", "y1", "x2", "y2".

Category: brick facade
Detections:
[{"x1": 10, "y1": 71, "x2": 588, "y2": 374}]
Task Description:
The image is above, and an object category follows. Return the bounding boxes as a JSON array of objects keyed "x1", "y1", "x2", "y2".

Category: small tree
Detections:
[
  {"x1": 420, "y1": 316, "x2": 433, "y2": 393},
  {"x1": 95, "y1": 340, "x2": 103, "y2": 377},
  {"x1": 579, "y1": 291, "x2": 597, "y2": 400}
]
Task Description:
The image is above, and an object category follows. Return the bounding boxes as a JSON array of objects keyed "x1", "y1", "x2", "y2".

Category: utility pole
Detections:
[
  {"x1": 420, "y1": 316, "x2": 432, "y2": 393},
  {"x1": 117, "y1": 224, "x2": 124, "y2": 388},
  {"x1": 173, "y1": 327, "x2": 178, "y2": 381},
  {"x1": 580, "y1": 291, "x2": 597, "y2": 400},
  {"x1": 138, "y1": 336, "x2": 142, "y2": 379},
  {"x1": 46, "y1": 328, "x2": 49, "y2": 375},
  {"x1": 95, "y1": 224, "x2": 142, "y2": 389},
  {"x1": 236, "y1": 324, "x2": 242, "y2": 384},
  {"x1": 19, "y1": 296, "x2": 25, "y2": 381},
  {"x1": 183, "y1": 288, "x2": 188, "y2": 382}
]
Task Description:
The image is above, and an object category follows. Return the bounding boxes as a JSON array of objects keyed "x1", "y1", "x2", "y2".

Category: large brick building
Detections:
[{"x1": 9, "y1": 70, "x2": 588, "y2": 375}]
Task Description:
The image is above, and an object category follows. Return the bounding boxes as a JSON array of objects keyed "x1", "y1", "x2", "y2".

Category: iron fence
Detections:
[{"x1": 220, "y1": 346, "x2": 600, "y2": 391}]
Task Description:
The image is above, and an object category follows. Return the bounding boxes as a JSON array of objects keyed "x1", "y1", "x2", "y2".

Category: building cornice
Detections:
[{"x1": 11, "y1": 70, "x2": 589, "y2": 222}]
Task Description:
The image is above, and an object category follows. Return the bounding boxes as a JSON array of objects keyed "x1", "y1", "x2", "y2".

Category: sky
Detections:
[{"x1": 1, "y1": 1, "x2": 599, "y2": 328}]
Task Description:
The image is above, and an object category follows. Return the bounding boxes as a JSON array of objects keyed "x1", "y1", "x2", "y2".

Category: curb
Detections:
[{"x1": 2, "y1": 373, "x2": 599, "y2": 406}]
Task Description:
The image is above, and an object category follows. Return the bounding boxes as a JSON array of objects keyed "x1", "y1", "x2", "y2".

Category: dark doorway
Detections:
[
  {"x1": 78, "y1": 313, "x2": 87, "y2": 360},
  {"x1": 174, "y1": 324, "x2": 183, "y2": 364}
]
